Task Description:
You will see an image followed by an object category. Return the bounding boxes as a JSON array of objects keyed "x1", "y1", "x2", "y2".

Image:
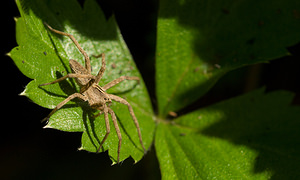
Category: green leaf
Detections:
[
  {"x1": 155, "y1": 89, "x2": 300, "y2": 179},
  {"x1": 9, "y1": 0, "x2": 300, "y2": 178},
  {"x1": 9, "y1": 0, "x2": 155, "y2": 164},
  {"x1": 156, "y1": 0, "x2": 300, "y2": 117}
]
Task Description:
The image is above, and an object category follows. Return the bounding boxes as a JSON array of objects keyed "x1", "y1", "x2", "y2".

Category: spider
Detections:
[{"x1": 40, "y1": 23, "x2": 146, "y2": 163}]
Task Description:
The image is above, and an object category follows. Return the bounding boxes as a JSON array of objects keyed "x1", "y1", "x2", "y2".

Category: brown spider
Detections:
[{"x1": 40, "y1": 23, "x2": 146, "y2": 163}]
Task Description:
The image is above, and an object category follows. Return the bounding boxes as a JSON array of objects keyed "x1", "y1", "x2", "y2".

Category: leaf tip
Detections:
[
  {"x1": 286, "y1": 52, "x2": 292, "y2": 56},
  {"x1": 133, "y1": 159, "x2": 139, "y2": 164},
  {"x1": 5, "y1": 52, "x2": 11, "y2": 57},
  {"x1": 43, "y1": 124, "x2": 52, "y2": 129},
  {"x1": 19, "y1": 89, "x2": 26, "y2": 96}
]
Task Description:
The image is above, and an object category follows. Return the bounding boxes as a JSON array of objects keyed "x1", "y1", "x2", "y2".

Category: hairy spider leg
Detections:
[
  {"x1": 97, "y1": 104, "x2": 110, "y2": 153},
  {"x1": 41, "y1": 93, "x2": 87, "y2": 122},
  {"x1": 109, "y1": 94, "x2": 146, "y2": 153},
  {"x1": 102, "y1": 76, "x2": 140, "y2": 91},
  {"x1": 94, "y1": 53, "x2": 106, "y2": 84},
  {"x1": 96, "y1": 106, "x2": 122, "y2": 163},
  {"x1": 108, "y1": 108, "x2": 122, "y2": 163},
  {"x1": 44, "y1": 22, "x2": 92, "y2": 74},
  {"x1": 39, "y1": 73, "x2": 95, "y2": 87}
]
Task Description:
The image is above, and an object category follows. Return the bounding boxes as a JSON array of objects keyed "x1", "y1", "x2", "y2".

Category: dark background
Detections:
[{"x1": 2, "y1": 0, "x2": 300, "y2": 179}]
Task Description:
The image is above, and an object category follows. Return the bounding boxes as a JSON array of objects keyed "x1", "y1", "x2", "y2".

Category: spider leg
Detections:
[
  {"x1": 102, "y1": 76, "x2": 140, "y2": 91},
  {"x1": 97, "y1": 105, "x2": 110, "y2": 154},
  {"x1": 39, "y1": 73, "x2": 95, "y2": 86},
  {"x1": 93, "y1": 53, "x2": 106, "y2": 84},
  {"x1": 92, "y1": 111, "x2": 104, "y2": 119},
  {"x1": 109, "y1": 94, "x2": 146, "y2": 153},
  {"x1": 108, "y1": 108, "x2": 122, "y2": 163},
  {"x1": 44, "y1": 22, "x2": 92, "y2": 74},
  {"x1": 42, "y1": 93, "x2": 87, "y2": 122}
]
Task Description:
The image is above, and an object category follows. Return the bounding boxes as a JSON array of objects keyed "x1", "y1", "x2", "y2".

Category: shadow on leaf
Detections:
[{"x1": 198, "y1": 89, "x2": 300, "y2": 179}]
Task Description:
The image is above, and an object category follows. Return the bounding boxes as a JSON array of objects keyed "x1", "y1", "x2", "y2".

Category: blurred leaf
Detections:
[
  {"x1": 156, "y1": 0, "x2": 300, "y2": 117},
  {"x1": 9, "y1": 0, "x2": 155, "y2": 164},
  {"x1": 155, "y1": 89, "x2": 300, "y2": 179}
]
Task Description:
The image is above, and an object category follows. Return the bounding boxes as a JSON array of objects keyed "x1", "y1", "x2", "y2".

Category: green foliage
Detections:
[
  {"x1": 155, "y1": 89, "x2": 300, "y2": 179},
  {"x1": 156, "y1": 0, "x2": 300, "y2": 117},
  {"x1": 9, "y1": 0, "x2": 300, "y2": 179},
  {"x1": 154, "y1": 0, "x2": 300, "y2": 179}
]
